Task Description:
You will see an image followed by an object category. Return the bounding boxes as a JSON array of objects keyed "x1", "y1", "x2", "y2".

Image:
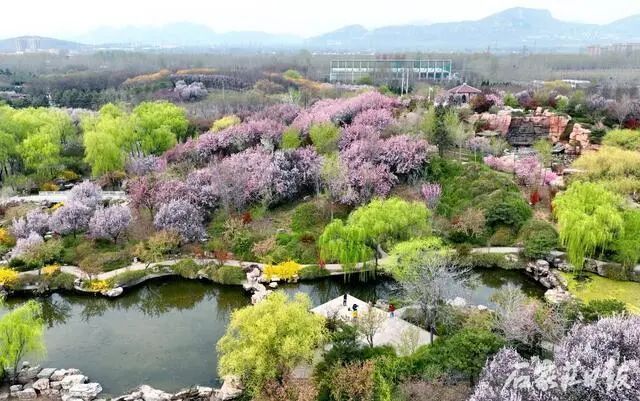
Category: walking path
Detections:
[{"x1": 311, "y1": 294, "x2": 434, "y2": 349}]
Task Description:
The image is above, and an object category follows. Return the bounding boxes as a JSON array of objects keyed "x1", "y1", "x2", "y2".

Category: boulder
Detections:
[
  {"x1": 15, "y1": 389, "x2": 37, "y2": 400},
  {"x1": 197, "y1": 387, "x2": 213, "y2": 398},
  {"x1": 102, "y1": 287, "x2": 124, "y2": 297},
  {"x1": 61, "y1": 375, "x2": 88, "y2": 390},
  {"x1": 0, "y1": 391, "x2": 8, "y2": 401},
  {"x1": 17, "y1": 366, "x2": 41, "y2": 384},
  {"x1": 448, "y1": 297, "x2": 467, "y2": 307},
  {"x1": 41, "y1": 389, "x2": 61, "y2": 398},
  {"x1": 38, "y1": 368, "x2": 57, "y2": 379},
  {"x1": 10, "y1": 385, "x2": 23, "y2": 396},
  {"x1": 50, "y1": 369, "x2": 69, "y2": 381},
  {"x1": 138, "y1": 385, "x2": 171, "y2": 401},
  {"x1": 32, "y1": 378, "x2": 50, "y2": 391},
  {"x1": 213, "y1": 376, "x2": 243, "y2": 401},
  {"x1": 68, "y1": 383, "x2": 103, "y2": 401},
  {"x1": 51, "y1": 381, "x2": 63, "y2": 390},
  {"x1": 477, "y1": 305, "x2": 489, "y2": 311},
  {"x1": 545, "y1": 288, "x2": 572, "y2": 304}
]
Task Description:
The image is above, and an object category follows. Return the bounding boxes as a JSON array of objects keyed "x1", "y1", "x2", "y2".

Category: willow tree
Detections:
[
  {"x1": 553, "y1": 182, "x2": 623, "y2": 274},
  {"x1": 0, "y1": 300, "x2": 45, "y2": 382},
  {"x1": 217, "y1": 292, "x2": 325, "y2": 396},
  {"x1": 319, "y1": 197, "x2": 431, "y2": 268}
]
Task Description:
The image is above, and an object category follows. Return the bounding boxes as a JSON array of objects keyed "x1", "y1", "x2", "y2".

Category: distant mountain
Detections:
[
  {"x1": 5, "y1": 8, "x2": 640, "y2": 53},
  {"x1": 306, "y1": 7, "x2": 640, "y2": 51},
  {"x1": 74, "y1": 22, "x2": 302, "y2": 48},
  {"x1": 0, "y1": 36, "x2": 88, "y2": 53}
]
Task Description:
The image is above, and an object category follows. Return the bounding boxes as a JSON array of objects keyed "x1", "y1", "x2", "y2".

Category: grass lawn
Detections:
[{"x1": 561, "y1": 272, "x2": 640, "y2": 314}]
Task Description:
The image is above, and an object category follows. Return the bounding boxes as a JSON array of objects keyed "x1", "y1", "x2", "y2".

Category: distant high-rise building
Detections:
[{"x1": 586, "y1": 43, "x2": 640, "y2": 56}]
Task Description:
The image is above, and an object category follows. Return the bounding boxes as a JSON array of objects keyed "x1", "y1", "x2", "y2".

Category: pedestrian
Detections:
[
  {"x1": 388, "y1": 303, "x2": 396, "y2": 318},
  {"x1": 343, "y1": 293, "x2": 348, "y2": 307},
  {"x1": 352, "y1": 303, "x2": 359, "y2": 319}
]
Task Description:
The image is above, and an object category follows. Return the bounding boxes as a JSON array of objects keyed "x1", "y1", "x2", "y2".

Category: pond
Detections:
[{"x1": 2, "y1": 269, "x2": 542, "y2": 395}]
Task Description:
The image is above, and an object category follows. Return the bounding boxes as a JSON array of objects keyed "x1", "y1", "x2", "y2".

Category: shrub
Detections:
[
  {"x1": 0, "y1": 268, "x2": 19, "y2": 288},
  {"x1": 309, "y1": 123, "x2": 340, "y2": 154},
  {"x1": 488, "y1": 226, "x2": 516, "y2": 246},
  {"x1": 579, "y1": 299, "x2": 627, "y2": 322},
  {"x1": 211, "y1": 115, "x2": 241, "y2": 132},
  {"x1": 263, "y1": 260, "x2": 302, "y2": 281},
  {"x1": 49, "y1": 272, "x2": 76, "y2": 290},
  {"x1": 602, "y1": 129, "x2": 640, "y2": 151},
  {"x1": 519, "y1": 219, "x2": 559, "y2": 259},
  {"x1": 298, "y1": 265, "x2": 330, "y2": 280},
  {"x1": 280, "y1": 127, "x2": 302, "y2": 149},
  {"x1": 110, "y1": 270, "x2": 147, "y2": 286},
  {"x1": 213, "y1": 265, "x2": 245, "y2": 285},
  {"x1": 0, "y1": 228, "x2": 14, "y2": 246},
  {"x1": 290, "y1": 203, "x2": 325, "y2": 233},
  {"x1": 480, "y1": 191, "x2": 532, "y2": 231},
  {"x1": 172, "y1": 259, "x2": 201, "y2": 278},
  {"x1": 86, "y1": 279, "x2": 110, "y2": 292}
]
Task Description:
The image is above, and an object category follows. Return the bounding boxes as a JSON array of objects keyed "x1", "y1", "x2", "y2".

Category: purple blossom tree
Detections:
[
  {"x1": 154, "y1": 199, "x2": 205, "y2": 243},
  {"x1": 50, "y1": 200, "x2": 92, "y2": 237},
  {"x1": 196, "y1": 119, "x2": 284, "y2": 160},
  {"x1": 379, "y1": 135, "x2": 432, "y2": 175},
  {"x1": 126, "y1": 155, "x2": 166, "y2": 176},
  {"x1": 471, "y1": 316, "x2": 640, "y2": 401},
  {"x1": 249, "y1": 103, "x2": 301, "y2": 125},
  {"x1": 11, "y1": 210, "x2": 50, "y2": 238},
  {"x1": 69, "y1": 181, "x2": 103, "y2": 210},
  {"x1": 351, "y1": 108, "x2": 394, "y2": 131},
  {"x1": 88, "y1": 205, "x2": 133, "y2": 243},
  {"x1": 11, "y1": 232, "x2": 44, "y2": 259}
]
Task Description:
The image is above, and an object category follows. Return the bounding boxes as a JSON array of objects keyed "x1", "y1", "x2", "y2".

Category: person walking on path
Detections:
[
  {"x1": 388, "y1": 303, "x2": 396, "y2": 318},
  {"x1": 352, "y1": 303, "x2": 359, "y2": 320},
  {"x1": 343, "y1": 293, "x2": 348, "y2": 306}
]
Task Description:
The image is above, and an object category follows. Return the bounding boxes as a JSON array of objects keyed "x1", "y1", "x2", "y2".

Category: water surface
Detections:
[{"x1": 2, "y1": 271, "x2": 542, "y2": 395}]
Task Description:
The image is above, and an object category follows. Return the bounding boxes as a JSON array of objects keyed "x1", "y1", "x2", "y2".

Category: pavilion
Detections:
[{"x1": 447, "y1": 83, "x2": 482, "y2": 103}]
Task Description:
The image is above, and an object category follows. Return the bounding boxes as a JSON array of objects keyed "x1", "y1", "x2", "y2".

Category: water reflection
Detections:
[{"x1": 1, "y1": 272, "x2": 542, "y2": 395}]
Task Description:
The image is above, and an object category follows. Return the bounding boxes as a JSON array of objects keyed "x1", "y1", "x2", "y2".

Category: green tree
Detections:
[
  {"x1": 553, "y1": 182, "x2": 624, "y2": 273},
  {"x1": 319, "y1": 198, "x2": 431, "y2": 267},
  {"x1": 83, "y1": 123, "x2": 125, "y2": 176},
  {"x1": 0, "y1": 300, "x2": 45, "y2": 381},
  {"x1": 309, "y1": 123, "x2": 340, "y2": 154},
  {"x1": 383, "y1": 237, "x2": 447, "y2": 280},
  {"x1": 425, "y1": 328, "x2": 504, "y2": 384},
  {"x1": 280, "y1": 127, "x2": 302, "y2": 149},
  {"x1": 132, "y1": 101, "x2": 187, "y2": 153},
  {"x1": 612, "y1": 209, "x2": 640, "y2": 267},
  {"x1": 443, "y1": 109, "x2": 471, "y2": 160},
  {"x1": 217, "y1": 292, "x2": 326, "y2": 396}
]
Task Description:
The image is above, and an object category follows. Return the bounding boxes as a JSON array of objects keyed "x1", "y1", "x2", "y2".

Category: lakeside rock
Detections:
[{"x1": 4, "y1": 366, "x2": 235, "y2": 401}]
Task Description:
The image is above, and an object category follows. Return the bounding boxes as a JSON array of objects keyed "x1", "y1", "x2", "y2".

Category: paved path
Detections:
[{"x1": 311, "y1": 294, "x2": 434, "y2": 350}]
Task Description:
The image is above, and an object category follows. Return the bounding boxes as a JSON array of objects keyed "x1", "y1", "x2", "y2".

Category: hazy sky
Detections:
[{"x1": 3, "y1": 0, "x2": 639, "y2": 38}]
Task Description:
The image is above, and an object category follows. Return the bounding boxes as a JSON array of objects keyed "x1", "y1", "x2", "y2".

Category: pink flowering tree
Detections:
[
  {"x1": 196, "y1": 119, "x2": 284, "y2": 161},
  {"x1": 249, "y1": 103, "x2": 301, "y2": 125},
  {"x1": 88, "y1": 204, "x2": 133, "y2": 243},
  {"x1": 11, "y1": 210, "x2": 50, "y2": 238},
  {"x1": 50, "y1": 200, "x2": 93, "y2": 237},
  {"x1": 154, "y1": 199, "x2": 205, "y2": 243},
  {"x1": 379, "y1": 135, "x2": 432, "y2": 175}
]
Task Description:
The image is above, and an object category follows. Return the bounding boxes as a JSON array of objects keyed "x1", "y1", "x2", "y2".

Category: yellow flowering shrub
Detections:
[
  {"x1": 0, "y1": 268, "x2": 19, "y2": 288},
  {"x1": 211, "y1": 115, "x2": 241, "y2": 132},
  {"x1": 87, "y1": 280, "x2": 110, "y2": 292},
  {"x1": 51, "y1": 202, "x2": 64, "y2": 211},
  {"x1": 0, "y1": 228, "x2": 15, "y2": 246},
  {"x1": 42, "y1": 264, "x2": 60, "y2": 276},
  {"x1": 263, "y1": 261, "x2": 302, "y2": 281}
]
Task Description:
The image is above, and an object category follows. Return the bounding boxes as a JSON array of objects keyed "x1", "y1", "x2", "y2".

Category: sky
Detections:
[{"x1": 2, "y1": 0, "x2": 639, "y2": 38}]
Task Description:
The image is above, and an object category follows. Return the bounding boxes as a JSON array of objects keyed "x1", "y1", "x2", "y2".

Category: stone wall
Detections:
[{"x1": 469, "y1": 108, "x2": 591, "y2": 153}]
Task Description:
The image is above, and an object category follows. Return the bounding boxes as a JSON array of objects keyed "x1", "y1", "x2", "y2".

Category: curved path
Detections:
[{"x1": 17, "y1": 246, "x2": 529, "y2": 286}]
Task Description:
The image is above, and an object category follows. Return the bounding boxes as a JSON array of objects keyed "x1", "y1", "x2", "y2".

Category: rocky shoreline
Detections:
[{"x1": 3, "y1": 364, "x2": 241, "y2": 401}]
